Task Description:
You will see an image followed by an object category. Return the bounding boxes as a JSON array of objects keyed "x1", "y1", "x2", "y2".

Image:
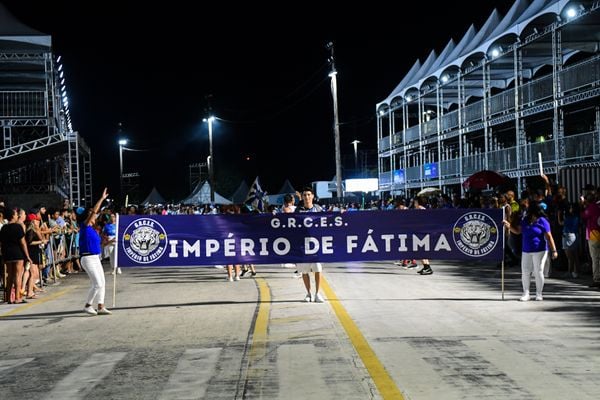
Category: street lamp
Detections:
[
  {"x1": 327, "y1": 42, "x2": 343, "y2": 198},
  {"x1": 118, "y1": 138, "x2": 127, "y2": 201},
  {"x1": 203, "y1": 116, "x2": 216, "y2": 203},
  {"x1": 351, "y1": 140, "x2": 361, "y2": 173}
]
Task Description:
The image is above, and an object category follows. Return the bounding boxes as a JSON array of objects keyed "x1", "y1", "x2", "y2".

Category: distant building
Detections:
[{"x1": 377, "y1": 0, "x2": 600, "y2": 200}]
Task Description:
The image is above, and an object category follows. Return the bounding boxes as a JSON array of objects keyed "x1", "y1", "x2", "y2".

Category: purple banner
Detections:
[{"x1": 116, "y1": 209, "x2": 504, "y2": 267}]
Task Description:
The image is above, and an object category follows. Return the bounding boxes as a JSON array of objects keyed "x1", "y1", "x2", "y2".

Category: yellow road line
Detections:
[
  {"x1": 321, "y1": 277, "x2": 405, "y2": 400},
  {"x1": 249, "y1": 278, "x2": 271, "y2": 360},
  {"x1": 0, "y1": 288, "x2": 74, "y2": 318}
]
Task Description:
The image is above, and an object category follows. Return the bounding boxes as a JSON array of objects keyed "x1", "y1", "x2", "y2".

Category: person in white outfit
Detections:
[
  {"x1": 76, "y1": 188, "x2": 112, "y2": 315},
  {"x1": 504, "y1": 202, "x2": 558, "y2": 301},
  {"x1": 296, "y1": 187, "x2": 325, "y2": 303},
  {"x1": 102, "y1": 213, "x2": 120, "y2": 274}
]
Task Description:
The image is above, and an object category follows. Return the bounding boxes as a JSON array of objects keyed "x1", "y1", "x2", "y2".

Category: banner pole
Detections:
[{"x1": 113, "y1": 213, "x2": 119, "y2": 308}]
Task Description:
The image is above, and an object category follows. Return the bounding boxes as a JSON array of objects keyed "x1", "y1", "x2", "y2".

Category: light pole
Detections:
[
  {"x1": 203, "y1": 116, "x2": 215, "y2": 203},
  {"x1": 118, "y1": 138, "x2": 127, "y2": 202},
  {"x1": 351, "y1": 139, "x2": 360, "y2": 173},
  {"x1": 327, "y1": 42, "x2": 343, "y2": 199}
]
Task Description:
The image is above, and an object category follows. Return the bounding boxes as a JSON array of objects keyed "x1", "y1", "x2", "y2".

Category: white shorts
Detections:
[{"x1": 297, "y1": 263, "x2": 323, "y2": 274}]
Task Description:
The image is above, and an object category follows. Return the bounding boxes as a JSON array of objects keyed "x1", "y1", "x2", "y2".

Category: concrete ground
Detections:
[{"x1": 0, "y1": 260, "x2": 599, "y2": 399}]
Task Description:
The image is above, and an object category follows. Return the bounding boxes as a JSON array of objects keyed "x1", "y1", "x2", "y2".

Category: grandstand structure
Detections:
[
  {"x1": 0, "y1": 5, "x2": 91, "y2": 208},
  {"x1": 377, "y1": 0, "x2": 600, "y2": 199}
]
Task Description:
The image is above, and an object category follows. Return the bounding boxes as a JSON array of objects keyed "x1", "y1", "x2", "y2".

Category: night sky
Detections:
[{"x1": 2, "y1": 1, "x2": 514, "y2": 201}]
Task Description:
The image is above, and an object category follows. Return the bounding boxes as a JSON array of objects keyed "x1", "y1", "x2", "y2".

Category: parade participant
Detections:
[
  {"x1": 296, "y1": 187, "x2": 325, "y2": 302},
  {"x1": 77, "y1": 188, "x2": 112, "y2": 315},
  {"x1": 504, "y1": 202, "x2": 558, "y2": 301},
  {"x1": 102, "y1": 213, "x2": 120, "y2": 275}
]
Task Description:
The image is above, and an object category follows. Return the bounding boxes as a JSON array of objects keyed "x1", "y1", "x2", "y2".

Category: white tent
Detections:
[
  {"x1": 141, "y1": 187, "x2": 167, "y2": 206},
  {"x1": 180, "y1": 181, "x2": 232, "y2": 205}
]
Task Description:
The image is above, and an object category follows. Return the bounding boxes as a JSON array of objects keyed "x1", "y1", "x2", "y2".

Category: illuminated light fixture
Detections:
[
  {"x1": 56, "y1": 55, "x2": 62, "y2": 63},
  {"x1": 491, "y1": 48, "x2": 500, "y2": 58},
  {"x1": 405, "y1": 95, "x2": 412, "y2": 102},
  {"x1": 59, "y1": 71, "x2": 64, "y2": 79},
  {"x1": 328, "y1": 68, "x2": 337, "y2": 78},
  {"x1": 58, "y1": 64, "x2": 63, "y2": 72},
  {"x1": 441, "y1": 75, "x2": 449, "y2": 83},
  {"x1": 566, "y1": 7, "x2": 576, "y2": 18},
  {"x1": 379, "y1": 109, "x2": 385, "y2": 116},
  {"x1": 60, "y1": 78, "x2": 65, "y2": 85}
]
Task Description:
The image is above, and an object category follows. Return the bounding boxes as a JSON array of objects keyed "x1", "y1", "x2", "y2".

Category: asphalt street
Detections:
[{"x1": 1, "y1": 260, "x2": 599, "y2": 399}]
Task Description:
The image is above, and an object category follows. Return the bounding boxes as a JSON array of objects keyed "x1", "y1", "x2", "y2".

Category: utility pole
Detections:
[
  {"x1": 204, "y1": 94, "x2": 215, "y2": 203},
  {"x1": 327, "y1": 41, "x2": 343, "y2": 199}
]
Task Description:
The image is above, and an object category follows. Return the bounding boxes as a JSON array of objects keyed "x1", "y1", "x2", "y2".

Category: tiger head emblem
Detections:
[
  {"x1": 130, "y1": 226, "x2": 160, "y2": 256},
  {"x1": 459, "y1": 220, "x2": 491, "y2": 250}
]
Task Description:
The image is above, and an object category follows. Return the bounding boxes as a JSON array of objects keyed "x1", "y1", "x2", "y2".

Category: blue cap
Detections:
[{"x1": 75, "y1": 207, "x2": 86, "y2": 215}]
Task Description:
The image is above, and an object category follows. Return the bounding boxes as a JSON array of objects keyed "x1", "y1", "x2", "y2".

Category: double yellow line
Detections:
[{"x1": 250, "y1": 276, "x2": 405, "y2": 400}]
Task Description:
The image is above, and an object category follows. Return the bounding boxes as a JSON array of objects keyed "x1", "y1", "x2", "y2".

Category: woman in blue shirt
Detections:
[
  {"x1": 504, "y1": 202, "x2": 558, "y2": 301},
  {"x1": 76, "y1": 188, "x2": 111, "y2": 315}
]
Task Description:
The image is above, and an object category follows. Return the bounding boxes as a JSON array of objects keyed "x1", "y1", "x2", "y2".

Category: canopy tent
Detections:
[
  {"x1": 141, "y1": 187, "x2": 167, "y2": 206},
  {"x1": 277, "y1": 179, "x2": 296, "y2": 195},
  {"x1": 377, "y1": 0, "x2": 584, "y2": 110},
  {"x1": 230, "y1": 180, "x2": 249, "y2": 204},
  {"x1": 267, "y1": 179, "x2": 297, "y2": 205},
  {"x1": 180, "y1": 181, "x2": 232, "y2": 205}
]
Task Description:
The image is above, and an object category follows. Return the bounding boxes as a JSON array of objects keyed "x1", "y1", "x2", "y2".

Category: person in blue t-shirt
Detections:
[
  {"x1": 76, "y1": 188, "x2": 112, "y2": 316},
  {"x1": 102, "y1": 213, "x2": 120, "y2": 275}
]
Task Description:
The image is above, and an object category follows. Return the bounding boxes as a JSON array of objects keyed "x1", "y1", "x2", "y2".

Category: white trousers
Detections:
[
  {"x1": 81, "y1": 255, "x2": 105, "y2": 305},
  {"x1": 521, "y1": 251, "x2": 547, "y2": 297}
]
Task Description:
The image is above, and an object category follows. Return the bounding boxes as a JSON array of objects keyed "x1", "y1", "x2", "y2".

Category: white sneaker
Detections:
[
  {"x1": 535, "y1": 295, "x2": 543, "y2": 301},
  {"x1": 227, "y1": 277, "x2": 233, "y2": 282},
  {"x1": 519, "y1": 294, "x2": 531, "y2": 302},
  {"x1": 234, "y1": 275, "x2": 240, "y2": 281},
  {"x1": 83, "y1": 306, "x2": 97, "y2": 315},
  {"x1": 314, "y1": 293, "x2": 324, "y2": 303},
  {"x1": 97, "y1": 308, "x2": 112, "y2": 315},
  {"x1": 117, "y1": 267, "x2": 122, "y2": 274},
  {"x1": 304, "y1": 293, "x2": 312, "y2": 302}
]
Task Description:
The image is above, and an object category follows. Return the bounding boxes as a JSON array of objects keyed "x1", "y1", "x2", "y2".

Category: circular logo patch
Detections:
[
  {"x1": 122, "y1": 218, "x2": 167, "y2": 264},
  {"x1": 452, "y1": 212, "x2": 498, "y2": 257}
]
